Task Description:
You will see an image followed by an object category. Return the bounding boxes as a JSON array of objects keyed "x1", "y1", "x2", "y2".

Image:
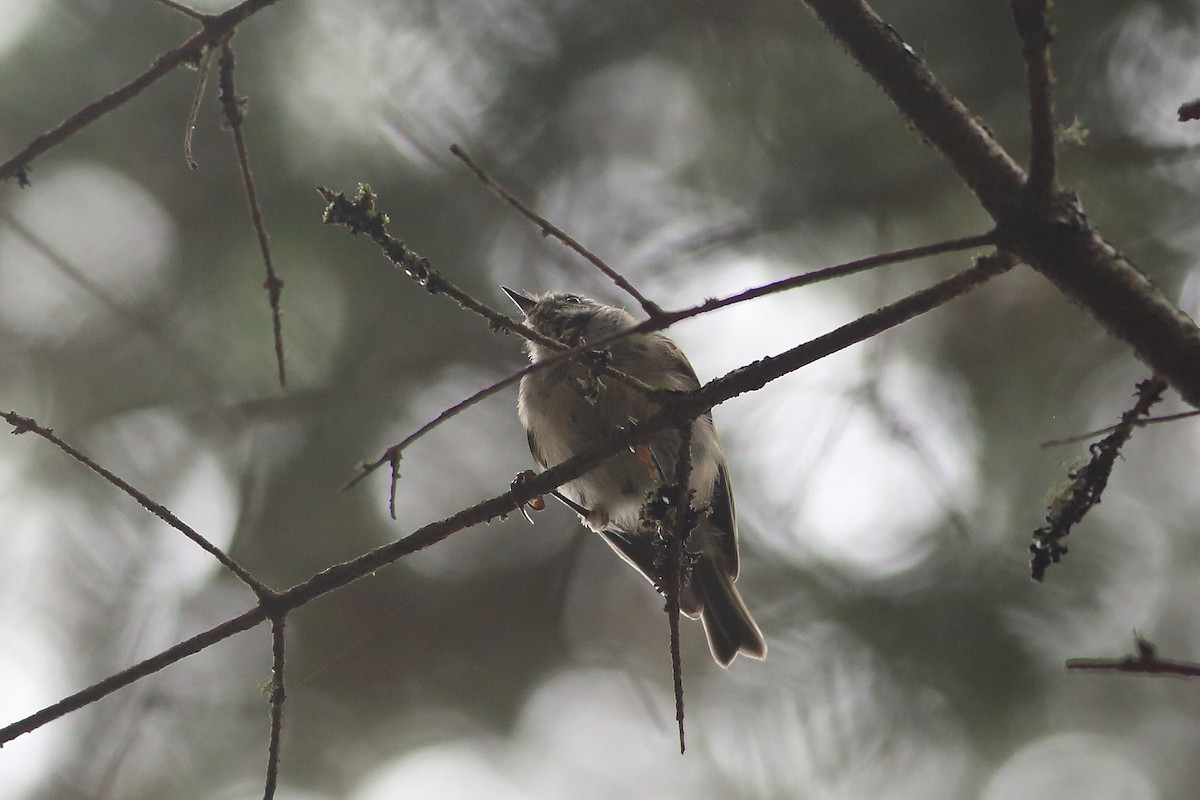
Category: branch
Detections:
[
  {"x1": 0, "y1": 605, "x2": 266, "y2": 745},
  {"x1": 184, "y1": 44, "x2": 219, "y2": 169},
  {"x1": 154, "y1": 0, "x2": 208, "y2": 19},
  {"x1": 1029, "y1": 378, "x2": 1167, "y2": 581},
  {"x1": 801, "y1": 0, "x2": 1026, "y2": 216},
  {"x1": 800, "y1": 0, "x2": 1200, "y2": 408},
  {"x1": 1, "y1": 410, "x2": 269, "y2": 596},
  {"x1": 1067, "y1": 636, "x2": 1200, "y2": 678},
  {"x1": 219, "y1": 42, "x2": 288, "y2": 388},
  {"x1": 1011, "y1": 0, "x2": 1058, "y2": 201},
  {"x1": 1, "y1": 252, "x2": 1014, "y2": 747},
  {"x1": 0, "y1": 0, "x2": 284, "y2": 182},
  {"x1": 1040, "y1": 409, "x2": 1200, "y2": 449},
  {"x1": 263, "y1": 614, "x2": 287, "y2": 800},
  {"x1": 449, "y1": 144, "x2": 663, "y2": 318},
  {"x1": 663, "y1": 423, "x2": 694, "y2": 756}
]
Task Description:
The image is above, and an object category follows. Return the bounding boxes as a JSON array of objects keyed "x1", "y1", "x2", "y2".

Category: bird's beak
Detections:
[{"x1": 501, "y1": 286, "x2": 536, "y2": 315}]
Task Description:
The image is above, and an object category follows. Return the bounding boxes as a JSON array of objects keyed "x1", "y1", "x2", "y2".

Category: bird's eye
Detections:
[{"x1": 563, "y1": 294, "x2": 583, "y2": 304}]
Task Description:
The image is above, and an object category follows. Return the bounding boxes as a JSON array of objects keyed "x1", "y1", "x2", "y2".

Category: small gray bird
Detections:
[{"x1": 503, "y1": 287, "x2": 766, "y2": 666}]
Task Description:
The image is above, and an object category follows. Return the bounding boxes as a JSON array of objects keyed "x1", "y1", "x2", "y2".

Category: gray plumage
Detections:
[{"x1": 504, "y1": 287, "x2": 766, "y2": 666}]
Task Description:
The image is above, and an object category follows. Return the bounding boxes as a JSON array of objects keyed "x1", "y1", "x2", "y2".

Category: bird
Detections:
[{"x1": 503, "y1": 287, "x2": 766, "y2": 666}]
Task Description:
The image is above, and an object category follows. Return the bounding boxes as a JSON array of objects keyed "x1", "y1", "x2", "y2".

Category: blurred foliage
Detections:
[{"x1": 3, "y1": 1, "x2": 1200, "y2": 798}]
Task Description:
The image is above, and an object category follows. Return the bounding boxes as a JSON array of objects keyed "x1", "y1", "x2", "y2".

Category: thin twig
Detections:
[
  {"x1": 1040, "y1": 409, "x2": 1200, "y2": 449},
  {"x1": 664, "y1": 423, "x2": 694, "y2": 755},
  {"x1": 184, "y1": 44, "x2": 218, "y2": 169},
  {"x1": 0, "y1": 605, "x2": 266, "y2": 745},
  {"x1": 263, "y1": 614, "x2": 287, "y2": 800},
  {"x1": 450, "y1": 144, "x2": 664, "y2": 318},
  {"x1": 345, "y1": 230, "x2": 998, "y2": 490},
  {"x1": 153, "y1": 0, "x2": 208, "y2": 19},
  {"x1": 1, "y1": 254, "x2": 1015, "y2": 749},
  {"x1": 388, "y1": 454, "x2": 401, "y2": 520},
  {"x1": 1067, "y1": 636, "x2": 1200, "y2": 678},
  {"x1": 220, "y1": 42, "x2": 287, "y2": 389},
  {"x1": 0, "y1": 0, "x2": 283, "y2": 182},
  {"x1": 1, "y1": 410, "x2": 269, "y2": 595},
  {"x1": 1010, "y1": 0, "x2": 1058, "y2": 201}
]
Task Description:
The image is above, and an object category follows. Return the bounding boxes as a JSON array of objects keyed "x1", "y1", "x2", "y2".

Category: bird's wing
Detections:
[
  {"x1": 707, "y1": 461, "x2": 740, "y2": 579},
  {"x1": 526, "y1": 428, "x2": 549, "y2": 470},
  {"x1": 657, "y1": 335, "x2": 703, "y2": 391},
  {"x1": 647, "y1": 333, "x2": 740, "y2": 579}
]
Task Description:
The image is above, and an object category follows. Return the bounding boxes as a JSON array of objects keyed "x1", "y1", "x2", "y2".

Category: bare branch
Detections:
[
  {"x1": 1041, "y1": 409, "x2": 1200, "y2": 449},
  {"x1": 1, "y1": 410, "x2": 269, "y2": 595},
  {"x1": 263, "y1": 615, "x2": 287, "y2": 800},
  {"x1": 801, "y1": 0, "x2": 1026, "y2": 216},
  {"x1": 1067, "y1": 636, "x2": 1200, "y2": 678},
  {"x1": 801, "y1": 0, "x2": 1200, "y2": 408},
  {"x1": 0, "y1": 605, "x2": 266, "y2": 745},
  {"x1": 1011, "y1": 0, "x2": 1058, "y2": 201},
  {"x1": 663, "y1": 422, "x2": 694, "y2": 755},
  {"x1": 154, "y1": 0, "x2": 208, "y2": 20},
  {"x1": 388, "y1": 454, "x2": 401, "y2": 520},
  {"x1": 184, "y1": 44, "x2": 219, "y2": 169},
  {"x1": 0, "y1": 0, "x2": 285, "y2": 182},
  {"x1": 220, "y1": 42, "x2": 288, "y2": 388},
  {"x1": 449, "y1": 144, "x2": 664, "y2": 318}
]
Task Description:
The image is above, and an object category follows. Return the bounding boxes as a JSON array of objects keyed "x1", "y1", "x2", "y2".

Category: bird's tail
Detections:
[{"x1": 690, "y1": 556, "x2": 767, "y2": 667}]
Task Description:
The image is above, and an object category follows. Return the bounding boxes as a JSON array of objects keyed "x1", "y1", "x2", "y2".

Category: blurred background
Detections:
[{"x1": 3, "y1": 0, "x2": 1200, "y2": 797}]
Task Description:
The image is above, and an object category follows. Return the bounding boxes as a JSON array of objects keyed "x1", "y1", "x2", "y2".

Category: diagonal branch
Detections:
[
  {"x1": 450, "y1": 144, "x2": 663, "y2": 318},
  {"x1": 1, "y1": 410, "x2": 269, "y2": 596},
  {"x1": 0, "y1": 0, "x2": 284, "y2": 182},
  {"x1": 154, "y1": 0, "x2": 208, "y2": 19},
  {"x1": 0, "y1": 605, "x2": 266, "y2": 745},
  {"x1": 1040, "y1": 409, "x2": 1200, "y2": 449}
]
